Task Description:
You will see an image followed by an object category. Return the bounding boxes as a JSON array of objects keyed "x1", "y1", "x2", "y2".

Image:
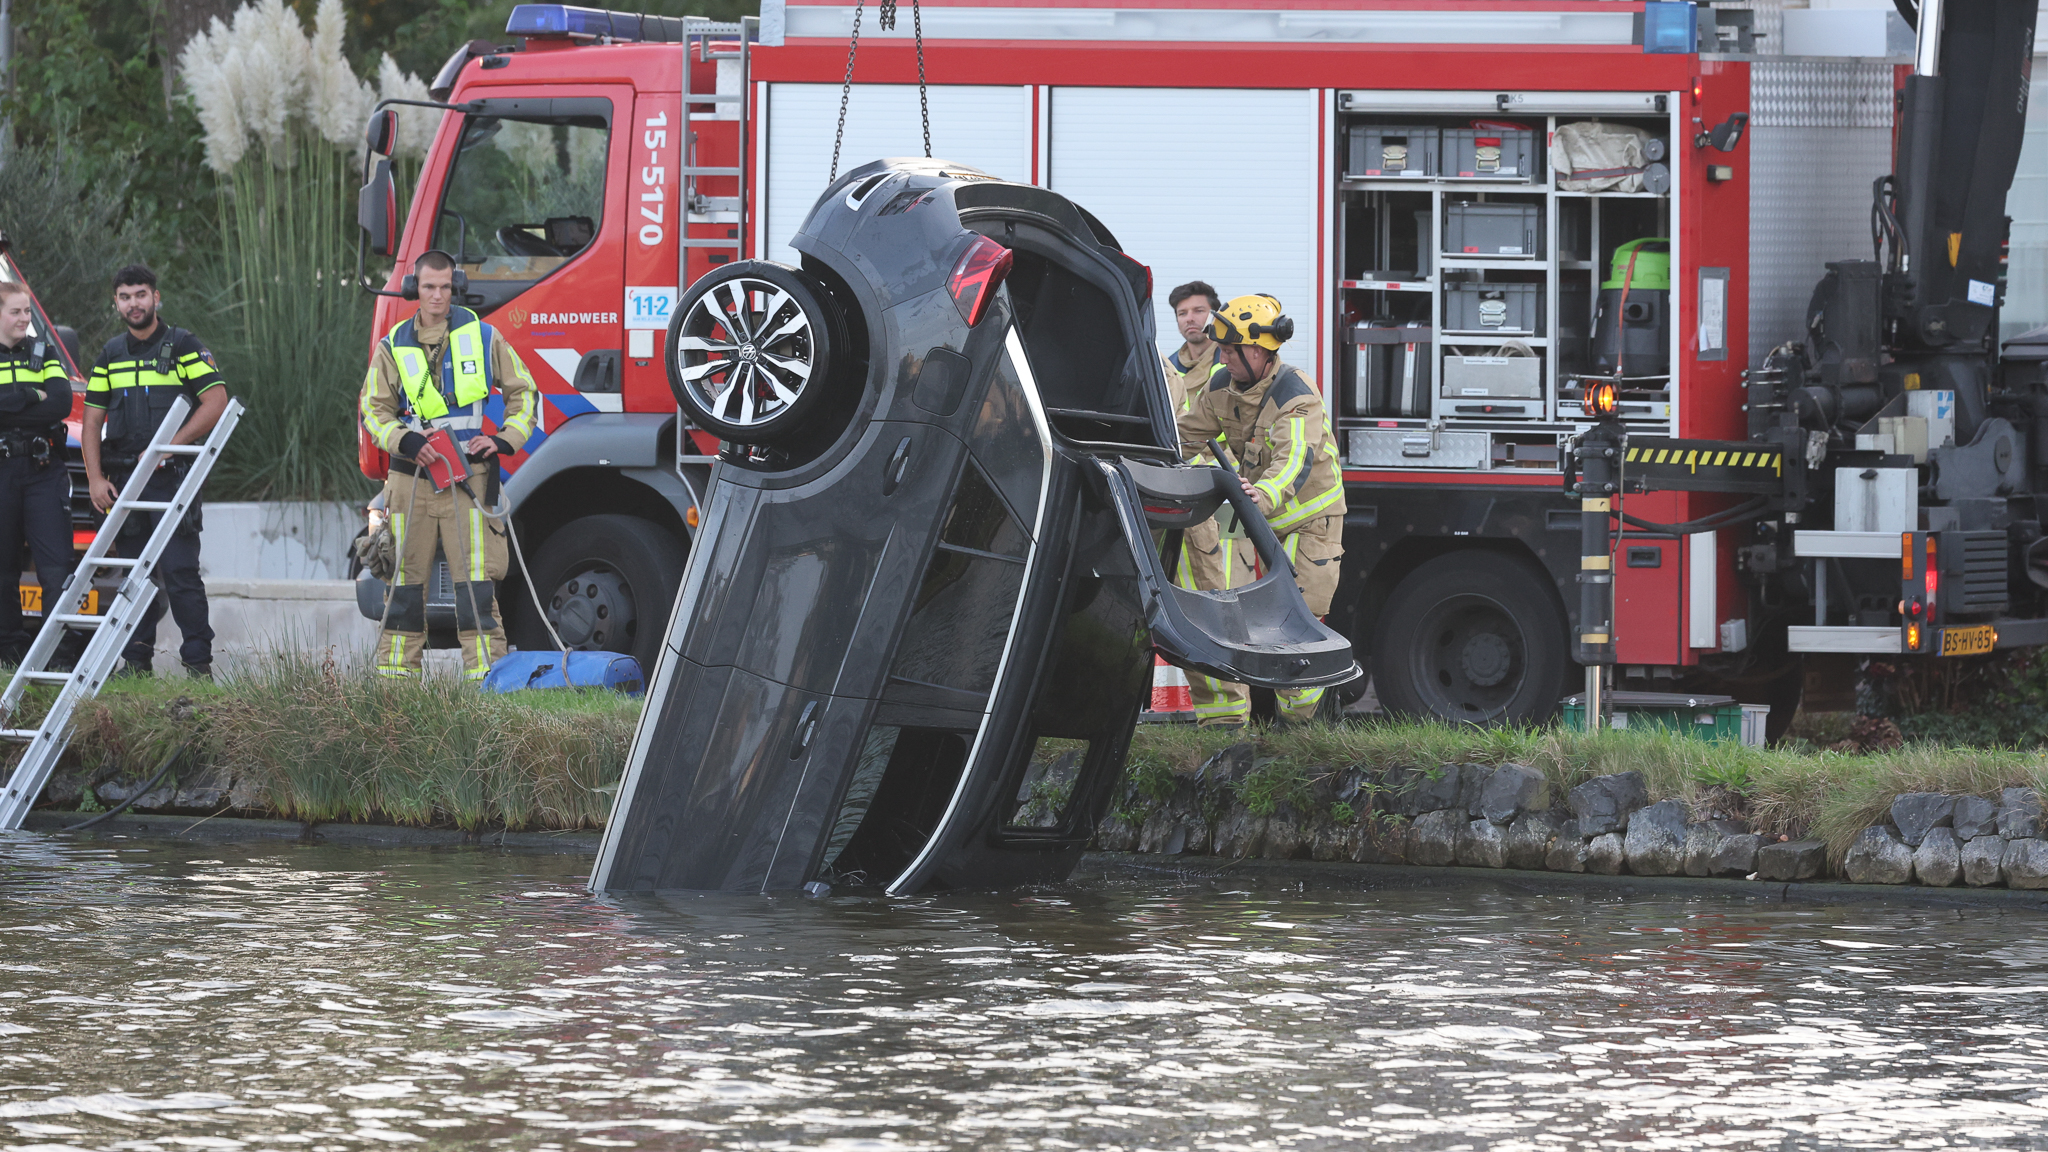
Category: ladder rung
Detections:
[
  {"x1": 0, "y1": 729, "x2": 40, "y2": 743},
  {"x1": 18, "y1": 672, "x2": 69, "y2": 683},
  {"x1": 119, "y1": 501, "x2": 174, "y2": 512},
  {"x1": 681, "y1": 166, "x2": 742, "y2": 177},
  {"x1": 155, "y1": 444, "x2": 205, "y2": 455},
  {"x1": 50, "y1": 615, "x2": 102, "y2": 626},
  {"x1": 88, "y1": 558, "x2": 140, "y2": 568}
]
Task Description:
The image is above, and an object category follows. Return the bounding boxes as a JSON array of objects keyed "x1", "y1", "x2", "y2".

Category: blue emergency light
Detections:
[
  {"x1": 507, "y1": 4, "x2": 686, "y2": 42},
  {"x1": 1641, "y1": 1, "x2": 1699, "y2": 53}
]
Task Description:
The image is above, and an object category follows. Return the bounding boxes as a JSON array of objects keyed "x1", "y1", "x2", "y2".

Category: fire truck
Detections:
[{"x1": 356, "y1": 0, "x2": 2036, "y2": 733}]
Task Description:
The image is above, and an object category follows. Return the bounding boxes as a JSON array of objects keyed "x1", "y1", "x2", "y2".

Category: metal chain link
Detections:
[
  {"x1": 914, "y1": 0, "x2": 929, "y2": 157},
  {"x1": 828, "y1": 0, "x2": 865, "y2": 183}
]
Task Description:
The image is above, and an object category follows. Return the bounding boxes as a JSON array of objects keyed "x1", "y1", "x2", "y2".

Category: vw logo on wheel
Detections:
[{"x1": 738, "y1": 343, "x2": 759, "y2": 362}]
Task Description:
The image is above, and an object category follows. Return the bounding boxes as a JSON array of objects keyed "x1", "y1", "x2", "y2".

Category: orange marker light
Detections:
[
  {"x1": 1902, "y1": 532, "x2": 1914, "y2": 580},
  {"x1": 1907, "y1": 622, "x2": 1922, "y2": 651},
  {"x1": 686, "y1": 505, "x2": 701, "y2": 529},
  {"x1": 1582, "y1": 381, "x2": 1619, "y2": 418}
]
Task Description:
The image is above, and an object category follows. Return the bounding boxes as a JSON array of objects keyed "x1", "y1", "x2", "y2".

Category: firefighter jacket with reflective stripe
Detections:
[
  {"x1": 359, "y1": 306, "x2": 539, "y2": 456},
  {"x1": 87, "y1": 324, "x2": 225, "y2": 457},
  {"x1": 1165, "y1": 340, "x2": 1218, "y2": 416},
  {"x1": 1176, "y1": 357, "x2": 1345, "y2": 537},
  {"x1": 0, "y1": 338, "x2": 72, "y2": 431}
]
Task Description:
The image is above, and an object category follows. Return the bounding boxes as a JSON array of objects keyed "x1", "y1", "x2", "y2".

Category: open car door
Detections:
[{"x1": 1102, "y1": 456, "x2": 1359, "y2": 690}]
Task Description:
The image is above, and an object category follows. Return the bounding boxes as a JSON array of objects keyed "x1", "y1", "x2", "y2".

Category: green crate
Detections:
[{"x1": 1562, "y1": 691, "x2": 1765, "y2": 745}]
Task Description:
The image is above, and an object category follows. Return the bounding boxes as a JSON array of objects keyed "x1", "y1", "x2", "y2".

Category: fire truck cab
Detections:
[{"x1": 361, "y1": 0, "x2": 2027, "y2": 728}]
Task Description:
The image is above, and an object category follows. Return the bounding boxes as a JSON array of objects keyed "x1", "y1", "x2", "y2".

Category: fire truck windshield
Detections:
[{"x1": 430, "y1": 100, "x2": 610, "y2": 312}]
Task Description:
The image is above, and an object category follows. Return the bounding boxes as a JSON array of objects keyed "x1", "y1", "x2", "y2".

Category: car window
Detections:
[{"x1": 431, "y1": 106, "x2": 609, "y2": 302}]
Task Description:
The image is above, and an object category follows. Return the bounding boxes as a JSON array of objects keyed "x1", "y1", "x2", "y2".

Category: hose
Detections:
[
  {"x1": 66, "y1": 731, "x2": 203, "y2": 832},
  {"x1": 1616, "y1": 495, "x2": 1771, "y2": 536}
]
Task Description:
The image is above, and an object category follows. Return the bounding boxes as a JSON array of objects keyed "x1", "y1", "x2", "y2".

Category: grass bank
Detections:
[{"x1": 38, "y1": 669, "x2": 2047, "y2": 859}]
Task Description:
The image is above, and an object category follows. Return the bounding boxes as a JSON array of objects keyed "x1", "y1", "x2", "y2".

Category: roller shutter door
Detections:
[
  {"x1": 762, "y1": 84, "x2": 1031, "y2": 267},
  {"x1": 1049, "y1": 87, "x2": 1319, "y2": 367}
]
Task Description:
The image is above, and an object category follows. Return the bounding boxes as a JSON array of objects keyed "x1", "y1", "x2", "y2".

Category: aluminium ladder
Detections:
[{"x1": 0, "y1": 394, "x2": 244, "y2": 829}]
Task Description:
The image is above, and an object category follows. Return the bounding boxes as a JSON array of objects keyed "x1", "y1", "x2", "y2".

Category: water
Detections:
[{"x1": 5, "y1": 834, "x2": 2048, "y2": 1150}]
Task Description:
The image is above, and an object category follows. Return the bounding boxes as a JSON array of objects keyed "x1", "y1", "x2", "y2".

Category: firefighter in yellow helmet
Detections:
[{"x1": 1176, "y1": 294, "x2": 1346, "y2": 726}]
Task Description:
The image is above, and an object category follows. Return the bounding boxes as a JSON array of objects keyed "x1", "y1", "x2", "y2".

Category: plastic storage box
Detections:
[
  {"x1": 1561, "y1": 690, "x2": 1765, "y2": 746},
  {"x1": 1351, "y1": 322, "x2": 1433, "y2": 417},
  {"x1": 1347, "y1": 124, "x2": 1439, "y2": 178},
  {"x1": 1444, "y1": 201, "x2": 1541, "y2": 258},
  {"x1": 1443, "y1": 122, "x2": 1537, "y2": 181},
  {"x1": 1441, "y1": 355, "x2": 1540, "y2": 398},
  {"x1": 1444, "y1": 281, "x2": 1542, "y2": 333}
]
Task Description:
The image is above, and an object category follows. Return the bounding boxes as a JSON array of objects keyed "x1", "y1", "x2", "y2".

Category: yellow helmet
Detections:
[{"x1": 1208, "y1": 294, "x2": 1294, "y2": 351}]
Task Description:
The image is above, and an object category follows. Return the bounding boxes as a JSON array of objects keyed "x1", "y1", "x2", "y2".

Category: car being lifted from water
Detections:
[{"x1": 591, "y1": 158, "x2": 1356, "y2": 896}]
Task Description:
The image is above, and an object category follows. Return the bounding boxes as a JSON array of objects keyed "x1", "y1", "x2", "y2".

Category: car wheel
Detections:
[
  {"x1": 513, "y1": 514, "x2": 687, "y2": 675},
  {"x1": 1373, "y1": 552, "x2": 1569, "y2": 725},
  {"x1": 667, "y1": 260, "x2": 847, "y2": 445}
]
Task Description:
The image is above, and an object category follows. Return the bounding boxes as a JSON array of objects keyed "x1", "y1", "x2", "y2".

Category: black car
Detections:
[{"x1": 591, "y1": 158, "x2": 1355, "y2": 895}]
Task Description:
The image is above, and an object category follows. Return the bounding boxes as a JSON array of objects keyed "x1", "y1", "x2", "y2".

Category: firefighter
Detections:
[
  {"x1": 0, "y1": 282, "x2": 75, "y2": 665},
  {"x1": 1161, "y1": 280, "x2": 1240, "y2": 723},
  {"x1": 83, "y1": 264, "x2": 231, "y2": 677},
  {"x1": 1176, "y1": 294, "x2": 1346, "y2": 726},
  {"x1": 358, "y1": 250, "x2": 539, "y2": 679},
  {"x1": 1164, "y1": 280, "x2": 1221, "y2": 404}
]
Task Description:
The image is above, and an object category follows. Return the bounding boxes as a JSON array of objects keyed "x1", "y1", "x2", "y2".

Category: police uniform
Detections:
[
  {"x1": 358, "y1": 304, "x2": 538, "y2": 679},
  {"x1": 87, "y1": 323, "x2": 225, "y2": 672},
  {"x1": 1177, "y1": 356, "x2": 1346, "y2": 724},
  {"x1": 0, "y1": 336, "x2": 74, "y2": 661}
]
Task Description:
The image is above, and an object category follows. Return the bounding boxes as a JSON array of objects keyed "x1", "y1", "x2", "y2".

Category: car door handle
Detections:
[{"x1": 882, "y1": 437, "x2": 913, "y2": 495}]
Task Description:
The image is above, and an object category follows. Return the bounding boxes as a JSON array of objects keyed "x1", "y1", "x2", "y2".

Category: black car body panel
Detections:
[{"x1": 593, "y1": 159, "x2": 1355, "y2": 895}]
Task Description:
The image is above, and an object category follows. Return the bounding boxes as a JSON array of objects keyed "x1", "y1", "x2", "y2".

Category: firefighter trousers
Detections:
[
  {"x1": 376, "y1": 464, "x2": 508, "y2": 679},
  {"x1": 1187, "y1": 517, "x2": 1344, "y2": 726}
]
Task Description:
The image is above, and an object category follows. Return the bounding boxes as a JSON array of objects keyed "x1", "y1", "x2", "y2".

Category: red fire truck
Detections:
[{"x1": 356, "y1": 0, "x2": 2037, "y2": 733}]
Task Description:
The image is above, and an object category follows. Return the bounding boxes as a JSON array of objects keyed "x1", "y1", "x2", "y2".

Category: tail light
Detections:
[
  {"x1": 1924, "y1": 535, "x2": 1938, "y2": 618},
  {"x1": 948, "y1": 235, "x2": 1013, "y2": 327}
]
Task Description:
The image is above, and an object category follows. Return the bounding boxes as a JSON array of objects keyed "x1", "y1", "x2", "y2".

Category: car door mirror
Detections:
[
  {"x1": 358, "y1": 157, "x2": 398, "y2": 257},
  {"x1": 365, "y1": 108, "x2": 400, "y2": 157}
]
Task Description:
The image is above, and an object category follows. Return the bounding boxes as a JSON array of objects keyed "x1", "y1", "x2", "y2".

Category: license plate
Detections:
[
  {"x1": 20, "y1": 585, "x2": 99, "y2": 616},
  {"x1": 1940, "y1": 624, "x2": 1997, "y2": 657}
]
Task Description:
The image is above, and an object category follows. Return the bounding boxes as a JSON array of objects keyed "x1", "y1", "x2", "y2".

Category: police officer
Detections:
[
  {"x1": 1176, "y1": 294, "x2": 1346, "y2": 726},
  {"x1": 0, "y1": 282, "x2": 75, "y2": 665},
  {"x1": 83, "y1": 265, "x2": 230, "y2": 677},
  {"x1": 358, "y1": 250, "x2": 539, "y2": 679}
]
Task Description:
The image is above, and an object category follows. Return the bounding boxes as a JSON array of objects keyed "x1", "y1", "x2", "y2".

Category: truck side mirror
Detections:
[
  {"x1": 358, "y1": 157, "x2": 398, "y2": 257},
  {"x1": 365, "y1": 109, "x2": 399, "y2": 158}
]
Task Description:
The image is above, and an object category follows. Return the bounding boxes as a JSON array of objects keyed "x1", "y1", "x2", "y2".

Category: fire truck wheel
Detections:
[
  {"x1": 514, "y1": 514, "x2": 687, "y2": 675},
  {"x1": 1373, "y1": 552, "x2": 1568, "y2": 725},
  {"x1": 667, "y1": 260, "x2": 850, "y2": 446}
]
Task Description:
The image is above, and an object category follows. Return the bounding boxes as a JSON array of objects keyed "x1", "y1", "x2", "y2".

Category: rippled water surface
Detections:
[{"x1": 4, "y1": 834, "x2": 2048, "y2": 1150}]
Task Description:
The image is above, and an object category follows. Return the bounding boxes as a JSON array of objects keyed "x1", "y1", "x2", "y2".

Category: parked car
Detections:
[{"x1": 591, "y1": 158, "x2": 1356, "y2": 896}]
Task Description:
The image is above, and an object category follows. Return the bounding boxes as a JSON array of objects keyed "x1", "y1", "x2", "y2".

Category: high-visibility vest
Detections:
[{"x1": 381, "y1": 306, "x2": 493, "y2": 429}]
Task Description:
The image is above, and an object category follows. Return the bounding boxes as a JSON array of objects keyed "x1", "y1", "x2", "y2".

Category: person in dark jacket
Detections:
[
  {"x1": 82, "y1": 265, "x2": 230, "y2": 677},
  {"x1": 0, "y1": 281, "x2": 76, "y2": 665}
]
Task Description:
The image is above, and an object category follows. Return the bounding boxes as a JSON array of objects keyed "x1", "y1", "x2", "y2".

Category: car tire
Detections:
[
  {"x1": 666, "y1": 260, "x2": 849, "y2": 445},
  {"x1": 1373, "y1": 552, "x2": 1569, "y2": 725},
  {"x1": 510, "y1": 514, "x2": 687, "y2": 675}
]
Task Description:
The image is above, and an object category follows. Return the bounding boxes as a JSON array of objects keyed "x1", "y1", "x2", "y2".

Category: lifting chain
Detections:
[{"x1": 829, "y1": 0, "x2": 930, "y2": 184}]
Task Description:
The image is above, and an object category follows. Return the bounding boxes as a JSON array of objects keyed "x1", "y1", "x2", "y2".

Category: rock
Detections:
[
  {"x1": 1889, "y1": 792, "x2": 1954, "y2": 847},
  {"x1": 1459, "y1": 764, "x2": 1496, "y2": 818},
  {"x1": 1953, "y1": 795, "x2": 1999, "y2": 841},
  {"x1": 1386, "y1": 765, "x2": 1462, "y2": 816},
  {"x1": 1843, "y1": 826, "x2": 1915, "y2": 884},
  {"x1": 1754, "y1": 839, "x2": 1826, "y2": 881},
  {"x1": 1197, "y1": 742, "x2": 1258, "y2": 783},
  {"x1": 1214, "y1": 806, "x2": 1266, "y2": 859},
  {"x1": 1584, "y1": 832, "x2": 1626, "y2": 875},
  {"x1": 1262, "y1": 805, "x2": 1308, "y2": 860},
  {"x1": 1568, "y1": 771, "x2": 1649, "y2": 837},
  {"x1": 1544, "y1": 821, "x2": 1588, "y2": 872},
  {"x1": 1094, "y1": 815, "x2": 1139, "y2": 853},
  {"x1": 1683, "y1": 819, "x2": 1744, "y2": 877},
  {"x1": 1480, "y1": 764, "x2": 1548, "y2": 825},
  {"x1": 1962, "y1": 835, "x2": 2007, "y2": 887},
  {"x1": 1409, "y1": 809, "x2": 1464, "y2": 866},
  {"x1": 94, "y1": 776, "x2": 176, "y2": 812},
  {"x1": 226, "y1": 771, "x2": 267, "y2": 813},
  {"x1": 1912, "y1": 826, "x2": 1962, "y2": 887},
  {"x1": 1998, "y1": 788, "x2": 2043, "y2": 839},
  {"x1": 1622, "y1": 799, "x2": 1690, "y2": 876},
  {"x1": 42, "y1": 766, "x2": 92, "y2": 808},
  {"x1": 2006, "y1": 839, "x2": 2048, "y2": 890},
  {"x1": 1504, "y1": 809, "x2": 1567, "y2": 870},
  {"x1": 170, "y1": 768, "x2": 231, "y2": 813},
  {"x1": 1682, "y1": 820, "x2": 1760, "y2": 878},
  {"x1": 1456, "y1": 819, "x2": 1508, "y2": 868},
  {"x1": 1308, "y1": 810, "x2": 1352, "y2": 862}
]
